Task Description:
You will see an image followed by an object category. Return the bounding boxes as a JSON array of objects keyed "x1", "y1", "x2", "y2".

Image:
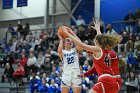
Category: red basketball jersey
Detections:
[{"x1": 93, "y1": 49, "x2": 114, "y2": 76}]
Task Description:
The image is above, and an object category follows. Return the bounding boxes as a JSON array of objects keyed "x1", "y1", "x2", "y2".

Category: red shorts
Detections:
[
  {"x1": 93, "y1": 76, "x2": 119, "y2": 93},
  {"x1": 115, "y1": 77, "x2": 122, "y2": 90}
]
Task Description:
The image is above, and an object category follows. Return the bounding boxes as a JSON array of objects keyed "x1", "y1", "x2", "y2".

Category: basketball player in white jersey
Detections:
[{"x1": 57, "y1": 32, "x2": 82, "y2": 93}]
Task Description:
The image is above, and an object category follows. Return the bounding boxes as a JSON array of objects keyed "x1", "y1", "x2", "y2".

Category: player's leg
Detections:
[
  {"x1": 61, "y1": 86, "x2": 70, "y2": 93},
  {"x1": 72, "y1": 86, "x2": 81, "y2": 93},
  {"x1": 61, "y1": 71, "x2": 71, "y2": 93},
  {"x1": 92, "y1": 82, "x2": 104, "y2": 93},
  {"x1": 72, "y1": 70, "x2": 82, "y2": 93}
]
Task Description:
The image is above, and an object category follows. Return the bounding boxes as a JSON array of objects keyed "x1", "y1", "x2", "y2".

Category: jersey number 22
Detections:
[{"x1": 67, "y1": 57, "x2": 74, "y2": 64}]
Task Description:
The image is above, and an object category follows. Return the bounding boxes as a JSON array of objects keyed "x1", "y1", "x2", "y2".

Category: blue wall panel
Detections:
[
  {"x1": 101, "y1": 0, "x2": 140, "y2": 24},
  {"x1": 71, "y1": 0, "x2": 94, "y2": 25}
]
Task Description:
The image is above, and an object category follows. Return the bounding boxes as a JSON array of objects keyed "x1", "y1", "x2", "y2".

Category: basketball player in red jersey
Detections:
[
  {"x1": 61, "y1": 21, "x2": 122, "y2": 93},
  {"x1": 85, "y1": 22, "x2": 122, "y2": 92},
  {"x1": 91, "y1": 22, "x2": 123, "y2": 91}
]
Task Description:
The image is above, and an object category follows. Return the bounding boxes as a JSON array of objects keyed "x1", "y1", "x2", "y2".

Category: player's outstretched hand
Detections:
[{"x1": 91, "y1": 20, "x2": 101, "y2": 34}]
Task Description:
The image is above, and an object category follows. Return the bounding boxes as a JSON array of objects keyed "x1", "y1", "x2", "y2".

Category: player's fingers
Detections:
[{"x1": 91, "y1": 26, "x2": 95, "y2": 29}]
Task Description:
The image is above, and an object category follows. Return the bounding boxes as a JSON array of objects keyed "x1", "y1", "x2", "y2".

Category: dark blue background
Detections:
[{"x1": 100, "y1": 0, "x2": 140, "y2": 24}]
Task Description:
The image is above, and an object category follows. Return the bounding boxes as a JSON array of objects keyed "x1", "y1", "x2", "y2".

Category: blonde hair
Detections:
[{"x1": 95, "y1": 34, "x2": 122, "y2": 50}]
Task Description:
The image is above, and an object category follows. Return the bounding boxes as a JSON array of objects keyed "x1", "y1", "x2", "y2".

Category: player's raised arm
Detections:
[
  {"x1": 61, "y1": 26, "x2": 100, "y2": 53},
  {"x1": 57, "y1": 33, "x2": 63, "y2": 60},
  {"x1": 68, "y1": 27, "x2": 83, "y2": 52}
]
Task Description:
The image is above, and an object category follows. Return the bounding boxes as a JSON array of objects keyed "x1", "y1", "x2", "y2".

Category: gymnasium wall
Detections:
[
  {"x1": 0, "y1": 0, "x2": 45, "y2": 21},
  {"x1": 100, "y1": 0, "x2": 140, "y2": 24},
  {"x1": 0, "y1": 0, "x2": 71, "y2": 41},
  {"x1": 0, "y1": 0, "x2": 70, "y2": 21}
]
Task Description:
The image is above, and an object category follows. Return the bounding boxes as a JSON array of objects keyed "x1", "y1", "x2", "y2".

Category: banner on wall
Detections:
[
  {"x1": 17, "y1": 0, "x2": 28, "y2": 7},
  {"x1": 2, "y1": 0, "x2": 13, "y2": 9}
]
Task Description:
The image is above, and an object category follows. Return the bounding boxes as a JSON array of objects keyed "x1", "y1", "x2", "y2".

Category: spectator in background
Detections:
[
  {"x1": 29, "y1": 72, "x2": 41, "y2": 93},
  {"x1": 50, "y1": 66, "x2": 57, "y2": 79},
  {"x1": 10, "y1": 38, "x2": 17, "y2": 52},
  {"x1": 0, "y1": 47, "x2": 5, "y2": 67},
  {"x1": 99, "y1": 18, "x2": 105, "y2": 33},
  {"x1": 118, "y1": 30, "x2": 129, "y2": 52},
  {"x1": 4, "y1": 52, "x2": 14, "y2": 66},
  {"x1": 40, "y1": 35, "x2": 49, "y2": 51},
  {"x1": 55, "y1": 72, "x2": 61, "y2": 87},
  {"x1": 13, "y1": 62, "x2": 25, "y2": 86},
  {"x1": 23, "y1": 23, "x2": 30, "y2": 40},
  {"x1": 70, "y1": 25, "x2": 78, "y2": 35},
  {"x1": 134, "y1": 8, "x2": 140, "y2": 33},
  {"x1": 20, "y1": 54, "x2": 28, "y2": 67},
  {"x1": 38, "y1": 78, "x2": 48, "y2": 92},
  {"x1": 134, "y1": 36, "x2": 140, "y2": 51},
  {"x1": 48, "y1": 79, "x2": 59, "y2": 93},
  {"x1": 30, "y1": 37, "x2": 36, "y2": 51},
  {"x1": 106, "y1": 24, "x2": 117, "y2": 35},
  {"x1": 76, "y1": 15, "x2": 85, "y2": 26},
  {"x1": 124, "y1": 10, "x2": 135, "y2": 33},
  {"x1": 1, "y1": 63, "x2": 14, "y2": 82},
  {"x1": 83, "y1": 60, "x2": 89, "y2": 72},
  {"x1": 125, "y1": 38, "x2": 134, "y2": 52},
  {"x1": 17, "y1": 24, "x2": 23, "y2": 39},
  {"x1": 89, "y1": 16, "x2": 95, "y2": 26},
  {"x1": 87, "y1": 26, "x2": 96, "y2": 44},
  {"x1": 34, "y1": 38, "x2": 41, "y2": 51},
  {"x1": 27, "y1": 52, "x2": 38, "y2": 73},
  {"x1": 39, "y1": 30, "x2": 46, "y2": 39},
  {"x1": 127, "y1": 49, "x2": 138, "y2": 72},
  {"x1": 125, "y1": 71, "x2": 138, "y2": 93},
  {"x1": 138, "y1": 19, "x2": 140, "y2": 33},
  {"x1": 76, "y1": 25, "x2": 87, "y2": 41},
  {"x1": 8, "y1": 24, "x2": 15, "y2": 32},
  {"x1": 118, "y1": 55, "x2": 127, "y2": 78},
  {"x1": 44, "y1": 51, "x2": 51, "y2": 72},
  {"x1": 19, "y1": 49, "x2": 28, "y2": 58},
  {"x1": 8, "y1": 24, "x2": 16, "y2": 38},
  {"x1": 134, "y1": 8, "x2": 140, "y2": 20},
  {"x1": 35, "y1": 51, "x2": 45, "y2": 72},
  {"x1": 26, "y1": 32, "x2": 33, "y2": 43}
]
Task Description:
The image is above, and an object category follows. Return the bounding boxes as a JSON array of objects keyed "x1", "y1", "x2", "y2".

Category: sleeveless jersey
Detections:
[
  {"x1": 93, "y1": 49, "x2": 114, "y2": 76},
  {"x1": 62, "y1": 48, "x2": 80, "y2": 71}
]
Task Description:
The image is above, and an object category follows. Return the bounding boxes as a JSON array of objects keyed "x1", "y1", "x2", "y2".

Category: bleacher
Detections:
[{"x1": 0, "y1": 64, "x2": 30, "y2": 93}]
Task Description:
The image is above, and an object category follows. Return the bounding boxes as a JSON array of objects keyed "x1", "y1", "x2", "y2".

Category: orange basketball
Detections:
[{"x1": 58, "y1": 26, "x2": 71, "y2": 38}]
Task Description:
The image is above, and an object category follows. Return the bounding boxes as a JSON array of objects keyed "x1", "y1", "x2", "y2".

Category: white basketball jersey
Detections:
[{"x1": 62, "y1": 48, "x2": 80, "y2": 71}]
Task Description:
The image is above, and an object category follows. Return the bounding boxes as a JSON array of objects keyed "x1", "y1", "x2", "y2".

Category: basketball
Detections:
[{"x1": 58, "y1": 26, "x2": 71, "y2": 38}]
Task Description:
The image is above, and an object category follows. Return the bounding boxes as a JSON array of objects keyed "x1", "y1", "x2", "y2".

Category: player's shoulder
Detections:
[{"x1": 109, "y1": 51, "x2": 117, "y2": 59}]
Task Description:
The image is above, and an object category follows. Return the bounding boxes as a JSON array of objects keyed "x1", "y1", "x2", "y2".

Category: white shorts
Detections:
[{"x1": 61, "y1": 69, "x2": 82, "y2": 87}]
